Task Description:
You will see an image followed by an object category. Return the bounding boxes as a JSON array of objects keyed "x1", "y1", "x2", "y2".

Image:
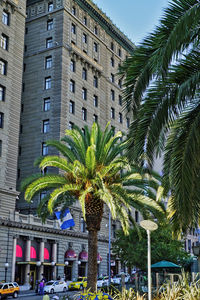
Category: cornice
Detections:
[{"x1": 0, "y1": 218, "x2": 109, "y2": 243}]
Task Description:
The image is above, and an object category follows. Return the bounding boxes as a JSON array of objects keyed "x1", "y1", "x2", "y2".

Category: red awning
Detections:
[
  {"x1": 16, "y1": 245, "x2": 23, "y2": 258},
  {"x1": 30, "y1": 246, "x2": 36, "y2": 259},
  {"x1": 44, "y1": 248, "x2": 50, "y2": 260},
  {"x1": 97, "y1": 253, "x2": 102, "y2": 262},
  {"x1": 65, "y1": 249, "x2": 77, "y2": 259},
  {"x1": 79, "y1": 250, "x2": 88, "y2": 261}
]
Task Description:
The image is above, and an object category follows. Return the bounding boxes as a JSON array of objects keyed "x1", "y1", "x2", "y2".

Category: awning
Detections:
[
  {"x1": 151, "y1": 260, "x2": 181, "y2": 269},
  {"x1": 65, "y1": 249, "x2": 77, "y2": 260},
  {"x1": 79, "y1": 250, "x2": 88, "y2": 261}
]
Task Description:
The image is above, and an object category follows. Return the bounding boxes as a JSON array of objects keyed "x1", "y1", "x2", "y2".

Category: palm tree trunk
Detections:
[{"x1": 87, "y1": 229, "x2": 98, "y2": 292}]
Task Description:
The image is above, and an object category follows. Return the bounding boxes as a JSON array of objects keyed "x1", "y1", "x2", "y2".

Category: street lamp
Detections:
[
  {"x1": 5, "y1": 262, "x2": 9, "y2": 282},
  {"x1": 36, "y1": 261, "x2": 41, "y2": 267},
  {"x1": 51, "y1": 261, "x2": 56, "y2": 266},
  {"x1": 65, "y1": 261, "x2": 69, "y2": 266},
  {"x1": 140, "y1": 220, "x2": 158, "y2": 300}
]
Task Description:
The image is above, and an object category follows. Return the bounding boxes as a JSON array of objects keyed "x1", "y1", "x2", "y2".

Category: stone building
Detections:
[
  {"x1": 0, "y1": 0, "x2": 135, "y2": 285},
  {"x1": 0, "y1": 0, "x2": 26, "y2": 283}
]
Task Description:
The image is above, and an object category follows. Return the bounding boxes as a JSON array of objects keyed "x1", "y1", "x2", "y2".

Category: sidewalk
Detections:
[{"x1": 19, "y1": 289, "x2": 37, "y2": 297}]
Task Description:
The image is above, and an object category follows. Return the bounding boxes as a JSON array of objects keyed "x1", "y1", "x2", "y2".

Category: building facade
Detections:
[{"x1": 0, "y1": 0, "x2": 135, "y2": 285}]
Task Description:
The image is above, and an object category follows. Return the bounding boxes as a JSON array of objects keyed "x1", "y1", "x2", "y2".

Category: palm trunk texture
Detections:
[
  {"x1": 86, "y1": 197, "x2": 103, "y2": 292},
  {"x1": 87, "y1": 229, "x2": 98, "y2": 292}
]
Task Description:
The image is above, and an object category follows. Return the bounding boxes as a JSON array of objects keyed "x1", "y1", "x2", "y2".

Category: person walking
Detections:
[{"x1": 39, "y1": 279, "x2": 45, "y2": 295}]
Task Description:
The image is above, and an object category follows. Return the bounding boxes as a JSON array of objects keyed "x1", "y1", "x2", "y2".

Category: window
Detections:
[
  {"x1": 118, "y1": 79, "x2": 122, "y2": 88},
  {"x1": 43, "y1": 119, "x2": 50, "y2": 133},
  {"x1": 94, "y1": 26, "x2": 98, "y2": 35},
  {"x1": 71, "y1": 23, "x2": 76, "y2": 34},
  {"x1": 111, "y1": 73, "x2": 114, "y2": 83},
  {"x1": 82, "y1": 88, "x2": 87, "y2": 100},
  {"x1": 20, "y1": 124, "x2": 23, "y2": 133},
  {"x1": 17, "y1": 169, "x2": 20, "y2": 179},
  {"x1": 81, "y1": 217, "x2": 86, "y2": 232},
  {"x1": 40, "y1": 191, "x2": 47, "y2": 200},
  {"x1": 0, "y1": 112, "x2": 4, "y2": 128},
  {"x1": 70, "y1": 60, "x2": 75, "y2": 72},
  {"x1": 82, "y1": 33, "x2": 87, "y2": 44},
  {"x1": 111, "y1": 89, "x2": 115, "y2": 101},
  {"x1": 23, "y1": 63, "x2": 26, "y2": 72},
  {"x1": 83, "y1": 16, "x2": 87, "y2": 25},
  {"x1": 72, "y1": 6, "x2": 76, "y2": 15},
  {"x1": 112, "y1": 224, "x2": 116, "y2": 238},
  {"x1": 69, "y1": 100, "x2": 75, "y2": 114},
  {"x1": 0, "y1": 140, "x2": 2, "y2": 156},
  {"x1": 43, "y1": 98, "x2": 50, "y2": 111},
  {"x1": 47, "y1": 19, "x2": 53, "y2": 30},
  {"x1": 82, "y1": 68, "x2": 87, "y2": 80},
  {"x1": 135, "y1": 211, "x2": 139, "y2": 223},
  {"x1": 126, "y1": 117, "x2": 130, "y2": 128},
  {"x1": 70, "y1": 80, "x2": 75, "y2": 93},
  {"x1": 93, "y1": 95, "x2": 98, "y2": 107},
  {"x1": 93, "y1": 76, "x2": 98, "y2": 88},
  {"x1": 119, "y1": 112, "x2": 123, "y2": 124},
  {"x1": 82, "y1": 107, "x2": 87, "y2": 121},
  {"x1": 111, "y1": 42, "x2": 114, "y2": 51},
  {"x1": 68, "y1": 121, "x2": 74, "y2": 130},
  {"x1": 0, "y1": 85, "x2": 5, "y2": 101},
  {"x1": 111, "y1": 107, "x2": 115, "y2": 119},
  {"x1": 48, "y1": 2, "x2": 53, "y2": 12},
  {"x1": 46, "y1": 37, "x2": 53, "y2": 48},
  {"x1": 119, "y1": 95, "x2": 122, "y2": 106},
  {"x1": 93, "y1": 42, "x2": 98, "y2": 52},
  {"x1": 93, "y1": 114, "x2": 98, "y2": 123},
  {"x1": 45, "y1": 77, "x2": 51, "y2": 89},
  {"x1": 111, "y1": 126, "x2": 115, "y2": 136},
  {"x1": 42, "y1": 143, "x2": 48, "y2": 155},
  {"x1": 2, "y1": 11, "x2": 9, "y2": 25},
  {"x1": 45, "y1": 56, "x2": 52, "y2": 69},
  {"x1": 118, "y1": 48, "x2": 121, "y2": 57},
  {"x1": 111, "y1": 57, "x2": 114, "y2": 67},
  {"x1": 1, "y1": 34, "x2": 8, "y2": 50},
  {"x1": 25, "y1": 27, "x2": 28, "y2": 34}
]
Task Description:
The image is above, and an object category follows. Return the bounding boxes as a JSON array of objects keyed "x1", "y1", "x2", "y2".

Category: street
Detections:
[{"x1": 7, "y1": 290, "x2": 78, "y2": 300}]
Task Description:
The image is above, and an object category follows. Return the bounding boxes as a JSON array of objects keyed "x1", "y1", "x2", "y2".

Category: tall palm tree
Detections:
[
  {"x1": 22, "y1": 123, "x2": 164, "y2": 292},
  {"x1": 121, "y1": 0, "x2": 200, "y2": 232}
]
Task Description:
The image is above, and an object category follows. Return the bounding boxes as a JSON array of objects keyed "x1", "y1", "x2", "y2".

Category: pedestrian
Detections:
[
  {"x1": 42, "y1": 295, "x2": 50, "y2": 300},
  {"x1": 39, "y1": 279, "x2": 45, "y2": 295}
]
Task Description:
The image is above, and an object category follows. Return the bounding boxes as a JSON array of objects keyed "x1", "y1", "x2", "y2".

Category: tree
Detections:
[
  {"x1": 112, "y1": 224, "x2": 190, "y2": 271},
  {"x1": 22, "y1": 123, "x2": 164, "y2": 292},
  {"x1": 120, "y1": 0, "x2": 200, "y2": 232}
]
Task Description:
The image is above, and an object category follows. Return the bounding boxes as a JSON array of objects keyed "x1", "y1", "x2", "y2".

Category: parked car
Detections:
[
  {"x1": 97, "y1": 276, "x2": 109, "y2": 288},
  {"x1": 112, "y1": 273, "x2": 130, "y2": 285},
  {"x1": 68, "y1": 277, "x2": 87, "y2": 290},
  {"x1": 0, "y1": 282, "x2": 19, "y2": 299},
  {"x1": 44, "y1": 281, "x2": 68, "y2": 294}
]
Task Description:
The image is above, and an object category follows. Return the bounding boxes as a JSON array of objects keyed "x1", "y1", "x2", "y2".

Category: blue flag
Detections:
[{"x1": 55, "y1": 209, "x2": 75, "y2": 230}]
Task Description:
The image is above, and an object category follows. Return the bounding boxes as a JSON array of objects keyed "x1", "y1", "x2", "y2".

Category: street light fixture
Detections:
[
  {"x1": 36, "y1": 261, "x2": 41, "y2": 267},
  {"x1": 140, "y1": 220, "x2": 158, "y2": 300},
  {"x1": 51, "y1": 261, "x2": 56, "y2": 266},
  {"x1": 4, "y1": 262, "x2": 9, "y2": 282},
  {"x1": 65, "y1": 261, "x2": 69, "y2": 266}
]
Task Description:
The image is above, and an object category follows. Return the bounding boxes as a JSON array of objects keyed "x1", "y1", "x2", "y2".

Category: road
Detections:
[{"x1": 7, "y1": 290, "x2": 77, "y2": 300}]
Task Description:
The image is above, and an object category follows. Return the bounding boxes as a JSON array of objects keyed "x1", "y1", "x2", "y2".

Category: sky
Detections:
[{"x1": 92, "y1": 0, "x2": 169, "y2": 45}]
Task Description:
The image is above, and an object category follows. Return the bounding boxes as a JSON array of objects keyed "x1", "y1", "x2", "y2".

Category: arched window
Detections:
[
  {"x1": 30, "y1": 246, "x2": 36, "y2": 259},
  {"x1": 16, "y1": 245, "x2": 23, "y2": 258}
]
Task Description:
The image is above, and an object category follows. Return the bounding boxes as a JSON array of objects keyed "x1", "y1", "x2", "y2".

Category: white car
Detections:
[
  {"x1": 44, "y1": 281, "x2": 68, "y2": 294},
  {"x1": 112, "y1": 273, "x2": 130, "y2": 285},
  {"x1": 97, "y1": 276, "x2": 113, "y2": 287}
]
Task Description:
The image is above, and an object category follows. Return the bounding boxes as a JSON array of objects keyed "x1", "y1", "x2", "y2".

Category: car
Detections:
[
  {"x1": 68, "y1": 277, "x2": 87, "y2": 290},
  {"x1": 112, "y1": 273, "x2": 130, "y2": 285},
  {"x1": 44, "y1": 280, "x2": 68, "y2": 294},
  {"x1": 0, "y1": 282, "x2": 19, "y2": 299},
  {"x1": 97, "y1": 276, "x2": 113, "y2": 288}
]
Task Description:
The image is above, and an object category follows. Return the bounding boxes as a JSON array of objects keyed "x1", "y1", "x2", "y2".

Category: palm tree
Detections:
[
  {"x1": 22, "y1": 123, "x2": 164, "y2": 292},
  {"x1": 120, "y1": 0, "x2": 200, "y2": 232}
]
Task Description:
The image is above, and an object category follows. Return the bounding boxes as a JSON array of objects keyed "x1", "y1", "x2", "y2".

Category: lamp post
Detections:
[
  {"x1": 108, "y1": 212, "x2": 111, "y2": 285},
  {"x1": 140, "y1": 220, "x2": 158, "y2": 300},
  {"x1": 5, "y1": 262, "x2": 9, "y2": 282}
]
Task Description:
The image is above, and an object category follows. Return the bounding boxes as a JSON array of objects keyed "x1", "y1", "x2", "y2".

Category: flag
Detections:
[{"x1": 55, "y1": 209, "x2": 75, "y2": 230}]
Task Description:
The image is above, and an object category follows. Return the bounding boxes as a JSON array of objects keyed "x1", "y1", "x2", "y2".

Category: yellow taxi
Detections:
[
  {"x1": 68, "y1": 277, "x2": 87, "y2": 290},
  {"x1": 0, "y1": 282, "x2": 19, "y2": 299}
]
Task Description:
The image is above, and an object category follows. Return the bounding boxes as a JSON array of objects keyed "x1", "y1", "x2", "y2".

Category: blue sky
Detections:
[{"x1": 93, "y1": 0, "x2": 169, "y2": 45}]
